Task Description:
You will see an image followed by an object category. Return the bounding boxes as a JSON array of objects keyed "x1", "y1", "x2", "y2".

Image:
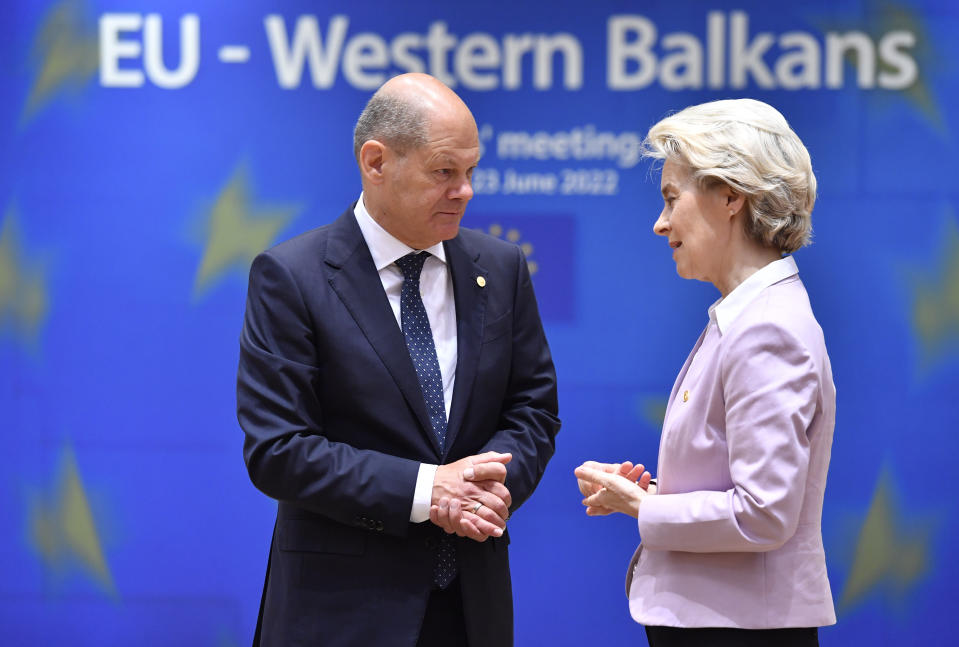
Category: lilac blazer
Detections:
[{"x1": 627, "y1": 260, "x2": 836, "y2": 629}]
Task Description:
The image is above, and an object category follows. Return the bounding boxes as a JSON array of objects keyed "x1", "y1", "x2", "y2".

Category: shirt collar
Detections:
[
  {"x1": 708, "y1": 255, "x2": 799, "y2": 334},
  {"x1": 353, "y1": 193, "x2": 447, "y2": 270}
]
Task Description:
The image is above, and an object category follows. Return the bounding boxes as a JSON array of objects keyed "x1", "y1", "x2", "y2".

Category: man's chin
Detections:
[
  {"x1": 435, "y1": 218, "x2": 463, "y2": 240},
  {"x1": 439, "y1": 225, "x2": 461, "y2": 242}
]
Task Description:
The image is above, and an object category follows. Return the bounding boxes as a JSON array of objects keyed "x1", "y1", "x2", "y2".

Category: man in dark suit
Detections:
[{"x1": 236, "y1": 73, "x2": 560, "y2": 646}]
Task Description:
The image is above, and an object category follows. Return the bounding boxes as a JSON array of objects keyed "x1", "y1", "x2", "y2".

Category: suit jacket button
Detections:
[{"x1": 375, "y1": 521, "x2": 384, "y2": 532}]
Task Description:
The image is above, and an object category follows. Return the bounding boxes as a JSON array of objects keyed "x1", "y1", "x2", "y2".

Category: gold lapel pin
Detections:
[
  {"x1": 476, "y1": 276, "x2": 486, "y2": 288},
  {"x1": 682, "y1": 390, "x2": 690, "y2": 402}
]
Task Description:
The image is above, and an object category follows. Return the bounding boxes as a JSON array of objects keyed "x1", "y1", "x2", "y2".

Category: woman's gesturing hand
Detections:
[{"x1": 574, "y1": 461, "x2": 654, "y2": 518}]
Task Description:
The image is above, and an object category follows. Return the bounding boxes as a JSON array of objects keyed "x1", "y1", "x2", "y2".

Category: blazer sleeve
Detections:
[
  {"x1": 637, "y1": 319, "x2": 819, "y2": 552},
  {"x1": 479, "y1": 244, "x2": 561, "y2": 512},
  {"x1": 237, "y1": 251, "x2": 420, "y2": 537}
]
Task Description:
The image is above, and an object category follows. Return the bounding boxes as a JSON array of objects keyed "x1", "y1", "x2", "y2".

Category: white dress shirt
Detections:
[
  {"x1": 353, "y1": 195, "x2": 457, "y2": 523},
  {"x1": 707, "y1": 255, "x2": 800, "y2": 334}
]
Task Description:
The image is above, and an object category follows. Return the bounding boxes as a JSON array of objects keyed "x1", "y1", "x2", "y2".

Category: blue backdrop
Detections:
[{"x1": 2, "y1": 1, "x2": 957, "y2": 644}]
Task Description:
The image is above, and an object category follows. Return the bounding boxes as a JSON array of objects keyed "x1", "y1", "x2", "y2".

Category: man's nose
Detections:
[{"x1": 451, "y1": 175, "x2": 473, "y2": 201}]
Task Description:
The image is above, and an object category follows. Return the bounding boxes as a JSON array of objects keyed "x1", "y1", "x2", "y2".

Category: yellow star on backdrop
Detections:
[
  {"x1": 0, "y1": 208, "x2": 50, "y2": 347},
  {"x1": 815, "y1": 0, "x2": 944, "y2": 135},
  {"x1": 838, "y1": 467, "x2": 933, "y2": 613},
  {"x1": 193, "y1": 163, "x2": 299, "y2": 299},
  {"x1": 481, "y1": 223, "x2": 539, "y2": 275},
  {"x1": 21, "y1": 0, "x2": 99, "y2": 126},
  {"x1": 874, "y1": 0, "x2": 945, "y2": 134},
  {"x1": 906, "y1": 214, "x2": 959, "y2": 371},
  {"x1": 28, "y1": 444, "x2": 116, "y2": 597},
  {"x1": 634, "y1": 394, "x2": 669, "y2": 431}
]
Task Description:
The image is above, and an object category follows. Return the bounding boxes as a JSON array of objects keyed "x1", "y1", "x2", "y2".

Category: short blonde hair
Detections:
[{"x1": 643, "y1": 99, "x2": 816, "y2": 254}]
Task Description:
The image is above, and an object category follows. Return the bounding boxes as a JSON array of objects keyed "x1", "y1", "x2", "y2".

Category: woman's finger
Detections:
[
  {"x1": 585, "y1": 505, "x2": 614, "y2": 516},
  {"x1": 574, "y1": 465, "x2": 611, "y2": 487}
]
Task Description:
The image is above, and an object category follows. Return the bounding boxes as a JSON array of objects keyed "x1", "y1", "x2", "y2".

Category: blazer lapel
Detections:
[
  {"x1": 662, "y1": 326, "x2": 708, "y2": 428},
  {"x1": 656, "y1": 324, "x2": 709, "y2": 487},
  {"x1": 324, "y1": 209, "x2": 442, "y2": 455},
  {"x1": 444, "y1": 234, "x2": 488, "y2": 456}
]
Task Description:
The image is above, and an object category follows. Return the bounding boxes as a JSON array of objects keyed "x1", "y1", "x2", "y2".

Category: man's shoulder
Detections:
[
  {"x1": 454, "y1": 226, "x2": 520, "y2": 260},
  {"x1": 267, "y1": 223, "x2": 332, "y2": 260},
  {"x1": 261, "y1": 207, "x2": 354, "y2": 266}
]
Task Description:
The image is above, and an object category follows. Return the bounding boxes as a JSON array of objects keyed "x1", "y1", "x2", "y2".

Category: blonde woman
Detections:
[{"x1": 576, "y1": 99, "x2": 835, "y2": 647}]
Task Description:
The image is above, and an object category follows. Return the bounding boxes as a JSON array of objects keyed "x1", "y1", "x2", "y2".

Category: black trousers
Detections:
[
  {"x1": 645, "y1": 626, "x2": 819, "y2": 647},
  {"x1": 416, "y1": 578, "x2": 469, "y2": 647}
]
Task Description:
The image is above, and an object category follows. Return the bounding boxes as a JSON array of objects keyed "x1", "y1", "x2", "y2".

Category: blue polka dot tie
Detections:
[{"x1": 395, "y1": 252, "x2": 457, "y2": 589}]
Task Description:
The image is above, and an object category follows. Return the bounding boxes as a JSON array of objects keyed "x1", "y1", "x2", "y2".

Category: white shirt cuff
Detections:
[{"x1": 410, "y1": 463, "x2": 438, "y2": 523}]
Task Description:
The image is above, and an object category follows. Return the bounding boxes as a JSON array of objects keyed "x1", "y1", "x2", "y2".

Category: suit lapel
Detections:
[
  {"x1": 444, "y1": 235, "x2": 488, "y2": 455},
  {"x1": 324, "y1": 209, "x2": 442, "y2": 455}
]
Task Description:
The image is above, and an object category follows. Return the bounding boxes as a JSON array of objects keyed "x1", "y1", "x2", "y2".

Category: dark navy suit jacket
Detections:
[{"x1": 237, "y1": 207, "x2": 560, "y2": 646}]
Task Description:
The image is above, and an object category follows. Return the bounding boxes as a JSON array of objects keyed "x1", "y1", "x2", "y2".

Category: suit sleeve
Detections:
[
  {"x1": 637, "y1": 319, "x2": 819, "y2": 552},
  {"x1": 237, "y1": 251, "x2": 420, "y2": 537},
  {"x1": 479, "y1": 245, "x2": 561, "y2": 512}
]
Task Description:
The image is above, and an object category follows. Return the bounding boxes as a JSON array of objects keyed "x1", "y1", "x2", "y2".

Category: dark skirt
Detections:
[{"x1": 645, "y1": 626, "x2": 819, "y2": 647}]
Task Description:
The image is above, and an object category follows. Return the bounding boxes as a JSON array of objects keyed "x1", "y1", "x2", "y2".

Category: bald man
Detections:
[{"x1": 237, "y1": 74, "x2": 560, "y2": 646}]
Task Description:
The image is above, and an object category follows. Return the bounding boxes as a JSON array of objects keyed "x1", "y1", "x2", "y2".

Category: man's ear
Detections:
[{"x1": 359, "y1": 140, "x2": 387, "y2": 185}]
